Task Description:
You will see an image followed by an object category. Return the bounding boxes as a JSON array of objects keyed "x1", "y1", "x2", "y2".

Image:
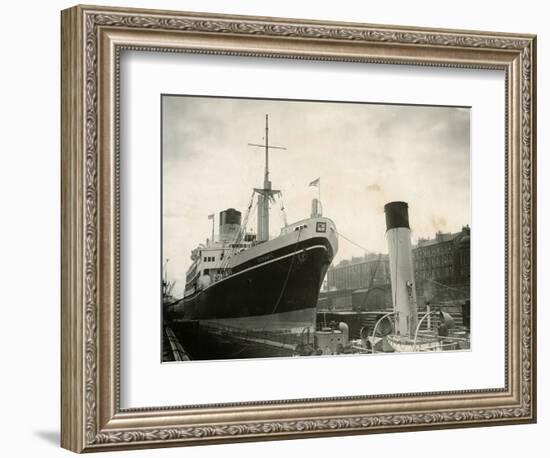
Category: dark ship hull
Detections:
[
  {"x1": 167, "y1": 230, "x2": 335, "y2": 360},
  {"x1": 172, "y1": 235, "x2": 333, "y2": 333}
]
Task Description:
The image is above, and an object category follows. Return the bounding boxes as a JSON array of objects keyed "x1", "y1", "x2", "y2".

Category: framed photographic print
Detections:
[{"x1": 61, "y1": 4, "x2": 537, "y2": 453}]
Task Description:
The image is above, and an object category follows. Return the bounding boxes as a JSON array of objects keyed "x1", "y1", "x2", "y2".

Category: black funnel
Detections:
[{"x1": 384, "y1": 201, "x2": 410, "y2": 231}]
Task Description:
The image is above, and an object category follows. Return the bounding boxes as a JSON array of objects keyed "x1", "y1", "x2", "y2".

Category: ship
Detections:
[{"x1": 167, "y1": 115, "x2": 338, "y2": 352}]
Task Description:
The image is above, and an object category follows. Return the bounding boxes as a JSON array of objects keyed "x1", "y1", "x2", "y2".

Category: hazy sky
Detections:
[{"x1": 162, "y1": 95, "x2": 470, "y2": 296}]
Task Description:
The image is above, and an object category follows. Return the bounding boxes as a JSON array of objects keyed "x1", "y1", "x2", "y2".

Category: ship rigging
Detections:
[{"x1": 248, "y1": 114, "x2": 287, "y2": 242}]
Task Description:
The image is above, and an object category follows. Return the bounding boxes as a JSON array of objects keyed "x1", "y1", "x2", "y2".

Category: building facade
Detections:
[
  {"x1": 326, "y1": 253, "x2": 390, "y2": 291},
  {"x1": 414, "y1": 225, "x2": 470, "y2": 284},
  {"x1": 324, "y1": 226, "x2": 471, "y2": 309}
]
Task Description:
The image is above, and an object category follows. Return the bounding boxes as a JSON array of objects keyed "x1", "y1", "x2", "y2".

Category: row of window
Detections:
[
  {"x1": 415, "y1": 254, "x2": 453, "y2": 268},
  {"x1": 415, "y1": 244, "x2": 452, "y2": 257},
  {"x1": 203, "y1": 256, "x2": 215, "y2": 263},
  {"x1": 416, "y1": 266, "x2": 455, "y2": 279},
  {"x1": 333, "y1": 263, "x2": 388, "y2": 274}
]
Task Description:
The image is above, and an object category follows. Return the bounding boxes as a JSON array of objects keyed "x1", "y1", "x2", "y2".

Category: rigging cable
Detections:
[
  {"x1": 235, "y1": 190, "x2": 256, "y2": 244},
  {"x1": 427, "y1": 278, "x2": 465, "y2": 293},
  {"x1": 220, "y1": 191, "x2": 256, "y2": 271},
  {"x1": 333, "y1": 229, "x2": 384, "y2": 310},
  {"x1": 334, "y1": 230, "x2": 372, "y2": 254},
  {"x1": 272, "y1": 192, "x2": 288, "y2": 227}
]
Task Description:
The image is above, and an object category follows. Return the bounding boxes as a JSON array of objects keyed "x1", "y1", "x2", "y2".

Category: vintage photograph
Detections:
[{"x1": 162, "y1": 95, "x2": 471, "y2": 362}]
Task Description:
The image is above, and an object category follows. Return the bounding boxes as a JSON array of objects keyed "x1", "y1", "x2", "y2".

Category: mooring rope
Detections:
[{"x1": 334, "y1": 230, "x2": 371, "y2": 253}]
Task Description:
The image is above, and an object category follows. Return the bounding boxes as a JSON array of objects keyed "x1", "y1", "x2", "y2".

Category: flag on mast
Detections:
[
  {"x1": 208, "y1": 213, "x2": 214, "y2": 220},
  {"x1": 309, "y1": 177, "x2": 320, "y2": 187},
  {"x1": 309, "y1": 177, "x2": 321, "y2": 208}
]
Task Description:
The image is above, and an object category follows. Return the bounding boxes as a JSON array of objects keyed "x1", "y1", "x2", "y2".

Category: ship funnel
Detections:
[
  {"x1": 219, "y1": 208, "x2": 241, "y2": 243},
  {"x1": 384, "y1": 201, "x2": 418, "y2": 337}
]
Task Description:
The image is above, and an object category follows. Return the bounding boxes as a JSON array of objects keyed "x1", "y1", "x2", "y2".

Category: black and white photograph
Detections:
[
  {"x1": 1, "y1": 0, "x2": 543, "y2": 454},
  {"x1": 161, "y1": 95, "x2": 471, "y2": 362}
]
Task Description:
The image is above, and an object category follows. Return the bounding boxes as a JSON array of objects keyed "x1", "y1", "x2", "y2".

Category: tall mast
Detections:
[
  {"x1": 264, "y1": 114, "x2": 269, "y2": 186},
  {"x1": 248, "y1": 114, "x2": 285, "y2": 242}
]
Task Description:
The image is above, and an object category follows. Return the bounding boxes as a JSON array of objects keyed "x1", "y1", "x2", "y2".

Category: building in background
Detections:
[
  {"x1": 413, "y1": 225, "x2": 470, "y2": 305},
  {"x1": 321, "y1": 225, "x2": 470, "y2": 312},
  {"x1": 326, "y1": 253, "x2": 390, "y2": 291},
  {"x1": 414, "y1": 225, "x2": 470, "y2": 283},
  {"x1": 323, "y1": 253, "x2": 390, "y2": 312}
]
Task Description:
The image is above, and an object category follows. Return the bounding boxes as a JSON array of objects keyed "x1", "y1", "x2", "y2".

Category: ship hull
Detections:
[
  {"x1": 200, "y1": 307, "x2": 316, "y2": 334},
  {"x1": 165, "y1": 217, "x2": 337, "y2": 360},
  {"x1": 173, "y1": 236, "x2": 332, "y2": 331},
  {"x1": 168, "y1": 317, "x2": 301, "y2": 360}
]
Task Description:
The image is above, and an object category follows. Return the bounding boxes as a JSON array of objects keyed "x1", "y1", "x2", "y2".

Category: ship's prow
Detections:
[{"x1": 175, "y1": 215, "x2": 338, "y2": 327}]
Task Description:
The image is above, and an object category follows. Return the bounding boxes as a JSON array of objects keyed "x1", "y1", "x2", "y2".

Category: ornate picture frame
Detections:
[{"x1": 61, "y1": 4, "x2": 536, "y2": 453}]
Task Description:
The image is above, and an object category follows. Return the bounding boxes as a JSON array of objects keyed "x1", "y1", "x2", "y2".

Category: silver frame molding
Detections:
[{"x1": 61, "y1": 4, "x2": 537, "y2": 453}]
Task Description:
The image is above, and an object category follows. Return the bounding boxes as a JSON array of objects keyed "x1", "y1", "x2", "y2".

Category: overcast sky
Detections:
[{"x1": 162, "y1": 95, "x2": 470, "y2": 296}]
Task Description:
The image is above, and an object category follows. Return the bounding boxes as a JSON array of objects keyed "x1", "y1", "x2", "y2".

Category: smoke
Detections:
[
  {"x1": 366, "y1": 183, "x2": 388, "y2": 214},
  {"x1": 431, "y1": 215, "x2": 448, "y2": 232},
  {"x1": 366, "y1": 183, "x2": 381, "y2": 192}
]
